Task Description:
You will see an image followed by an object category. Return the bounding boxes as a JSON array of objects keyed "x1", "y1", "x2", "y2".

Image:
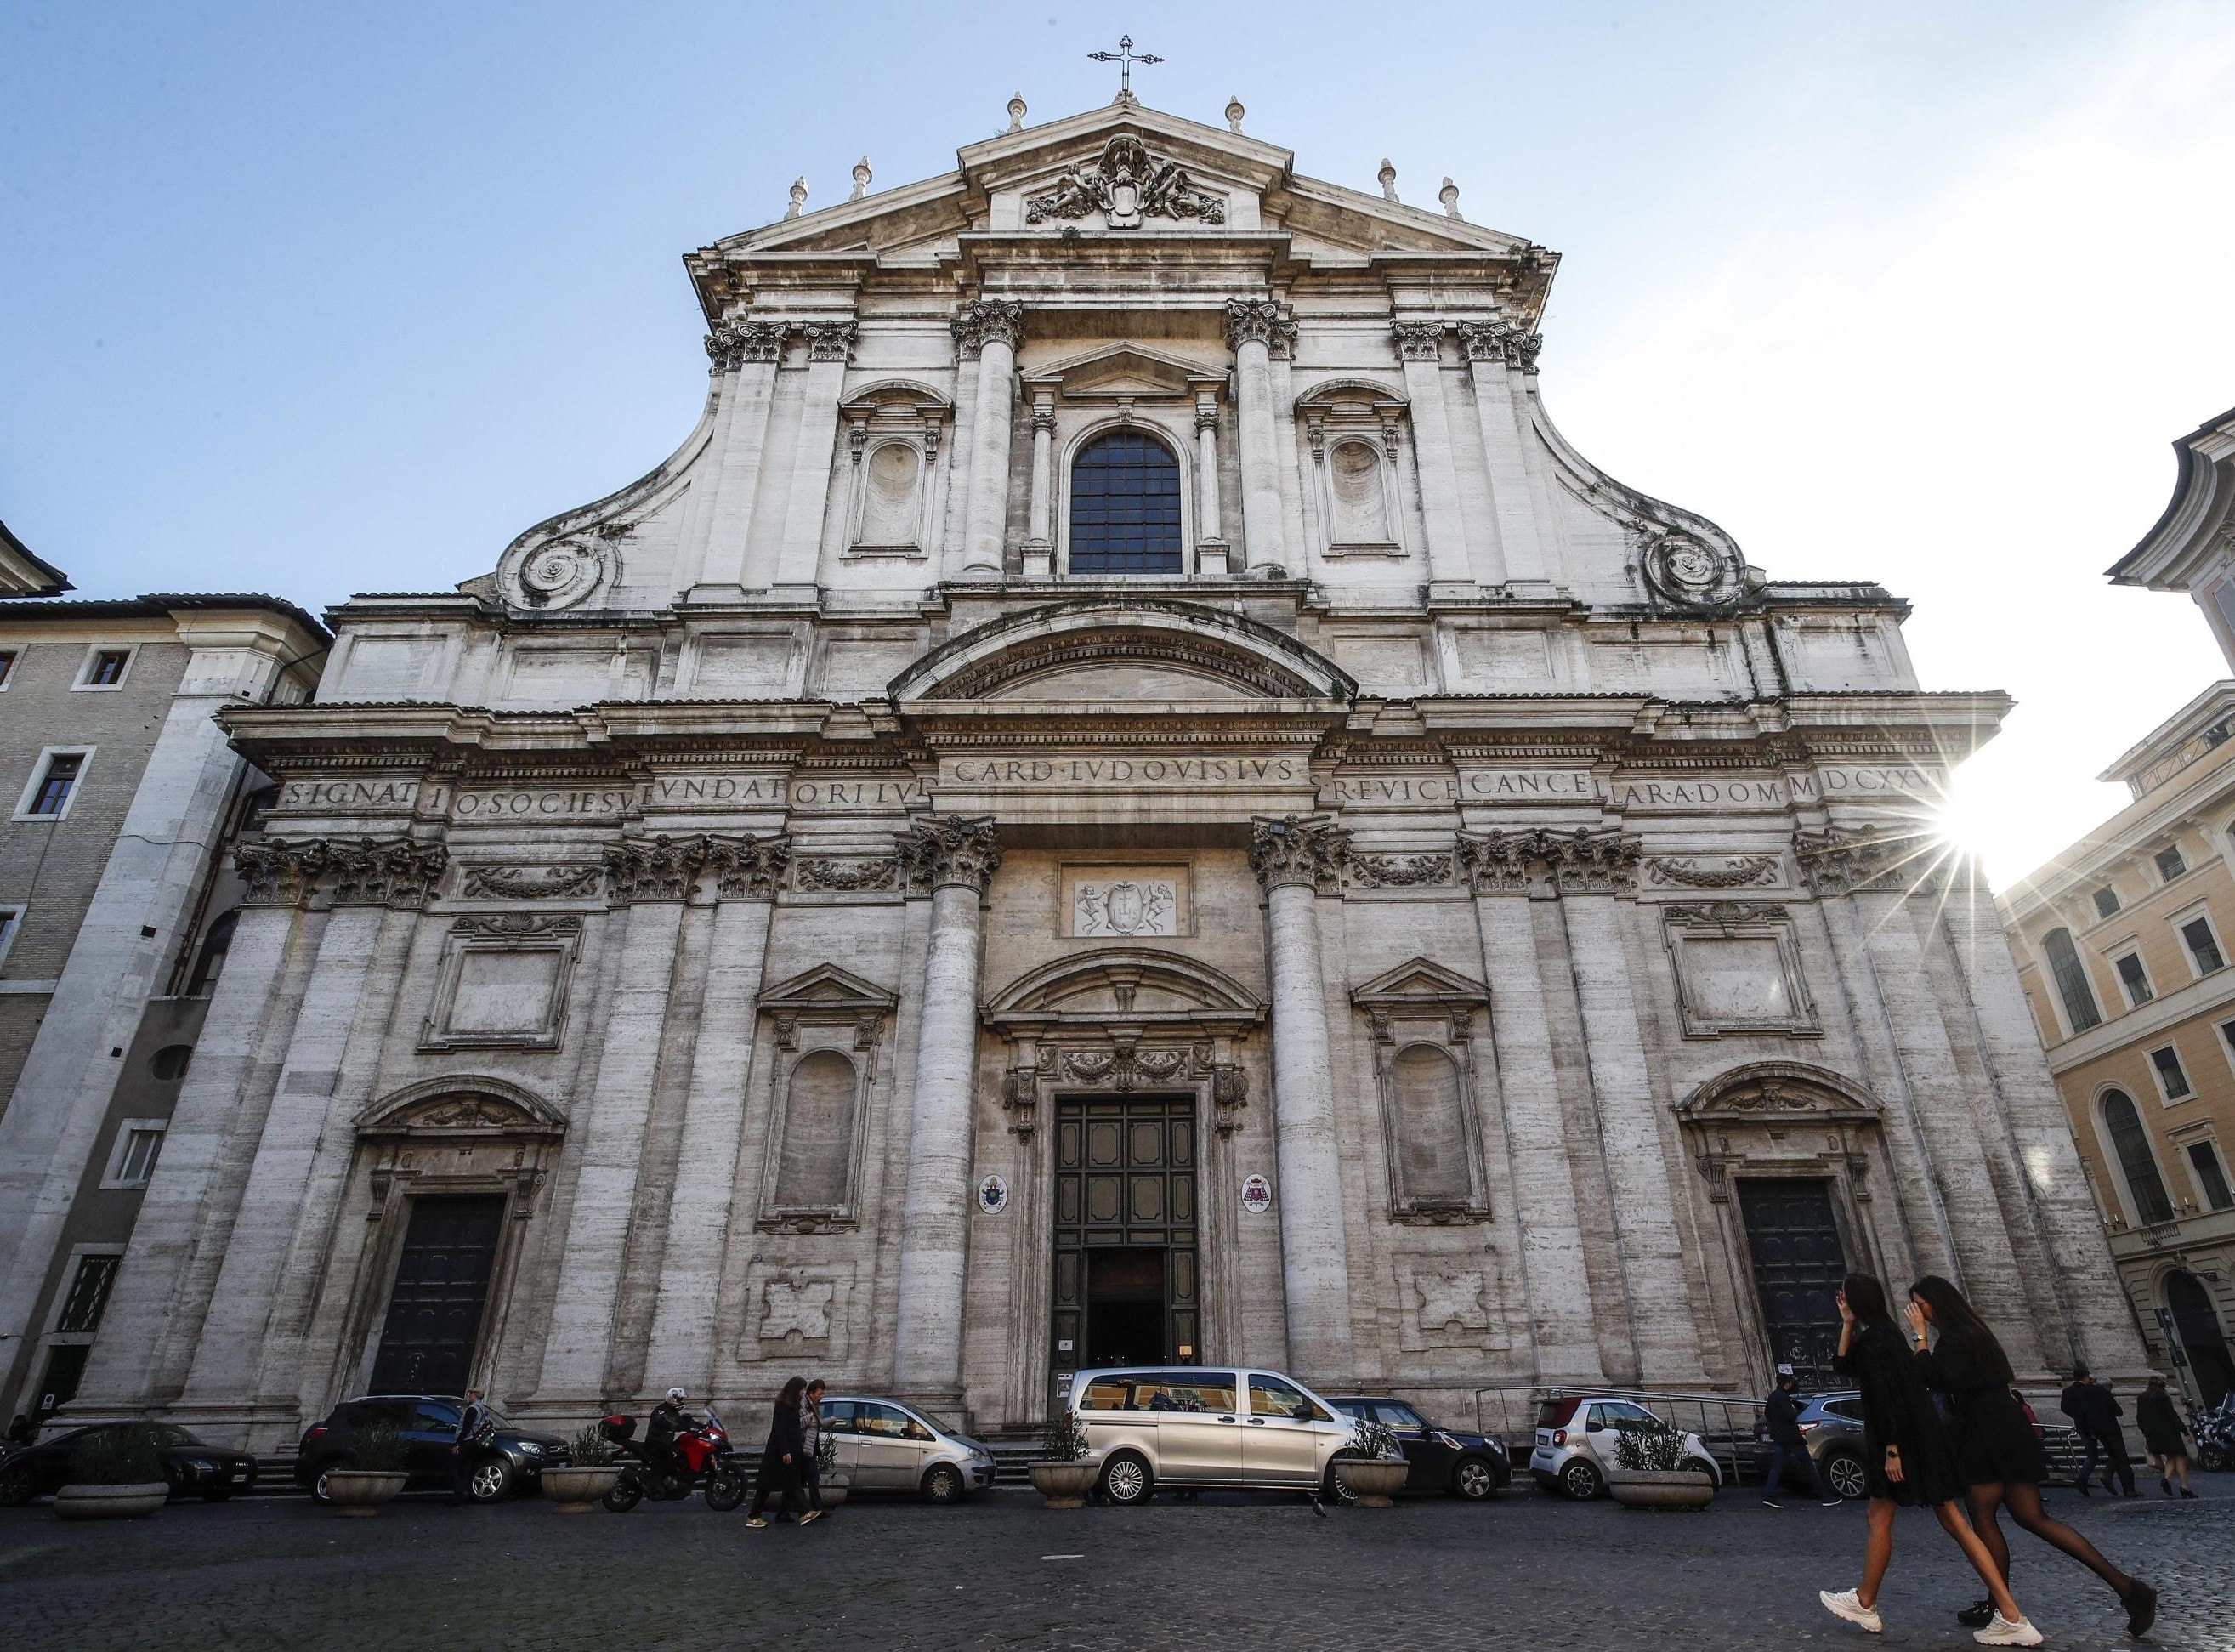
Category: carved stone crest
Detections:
[
  {"x1": 1024, "y1": 135, "x2": 1226, "y2": 229},
  {"x1": 1640, "y1": 530, "x2": 1743, "y2": 609}
]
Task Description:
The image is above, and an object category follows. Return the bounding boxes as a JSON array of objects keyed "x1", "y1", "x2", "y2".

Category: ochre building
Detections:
[{"x1": 60, "y1": 95, "x2": 2141, "y2": 1445}]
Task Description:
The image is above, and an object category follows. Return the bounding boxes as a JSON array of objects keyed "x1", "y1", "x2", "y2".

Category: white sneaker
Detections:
[
  {"x1": 1972, "y1": 1614, "x2": 2043, "y2": 1648},
  {"x1": 1820, "y1": 1589, "x2": 1884, "y2": 1633}
]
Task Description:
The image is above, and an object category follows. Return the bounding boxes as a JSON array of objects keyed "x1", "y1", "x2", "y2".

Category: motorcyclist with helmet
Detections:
[{"x1": 646, "y1": 1387, "x2": 695, "y2": 1483}]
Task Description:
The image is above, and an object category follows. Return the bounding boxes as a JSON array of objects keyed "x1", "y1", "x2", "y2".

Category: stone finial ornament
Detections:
[
  {"x1": 1007, "y1": 93, "x2": 1028, "y2": 133},
  {"x1": 851, "y1": 157, "x2": 872, "y2": 201},
  {"x1": 785, "y1": 176, "x2": 808, "y2": 219},
  {"x1": 1377, "y1": 159, "x2": 1399, "y2": 202},
  {"x1": 1224, "y1": 95, "x2": 1245, "y2": 133},
  {"x1": 1439, "y1": 177, "x2": 1461, "y2": 219}
]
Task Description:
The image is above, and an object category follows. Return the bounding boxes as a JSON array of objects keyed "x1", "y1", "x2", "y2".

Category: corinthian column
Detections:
[
  {"x1": 1454, "y1": 319, "x2": 1548, "y2": 589},
  {"x1": 891, "y1": 815, "x2": 1001, "y2": 1397},
  {"x1": 1023, "y1": 392, "x2": 1056, "y2": 577},
  {"x1": 1225, "y1": 299, "x2": 1294, "y2": 575},
  {"x1": 684, "y1": 320, "x2": 789, "y2": 593},
  {"x1": 1389, "y1": 320, "x2": 1474, "y2": 596},
  {"x1": 1194, "y1": 393, "x2": 1228, "y2": 574},
  {"x1": 953, "y1": 302, "x2": 1024, "y2": 580},
  {"x1": 1248, "y1": 815, "x2": 1355, "y2": 1385}
]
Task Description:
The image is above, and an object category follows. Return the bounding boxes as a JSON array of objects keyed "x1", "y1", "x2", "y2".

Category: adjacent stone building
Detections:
[
  {"x1": 0, "y1": 580, "x2": 327, "y2": 1419},
  {"x1": 61, "y1": 94, "x2": 2141, "y2": 1447}
]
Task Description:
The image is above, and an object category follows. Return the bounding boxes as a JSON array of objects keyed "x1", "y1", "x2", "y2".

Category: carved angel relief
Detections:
[{"x1": 1024, "y1": 135, "x2": 1226, "y2": 229}]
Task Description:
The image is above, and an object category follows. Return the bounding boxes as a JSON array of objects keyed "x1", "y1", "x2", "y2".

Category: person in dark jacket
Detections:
[
  {"x1": 2059, "y1": 1365, "x2": 2136, "y2": 1496},
  {"x1": 1818, "y1": 1273, "x2": 2039, "y2": 1646},
  {"x1": 1762, "y1": 1365, "x2": 1837, "y2": 1508},
  {"x1": 448, "y1": 1388, "x2": 491, "y2": 1506},
  {"x1": 1909, "y1": 1276, "x2": 2155, "y2": 1637},
  {"x1": 2135, "y1": 1376, "x2": 2195, "y2": 1497},
  {"x1": 4, "y1": 1414, "x2": 34, "y2": 1448},
  {"x1": 746, "y1": 1377, "x2": 813, "y2": 1528}
]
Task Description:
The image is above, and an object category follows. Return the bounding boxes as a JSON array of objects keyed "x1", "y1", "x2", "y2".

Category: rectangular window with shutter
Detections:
[
  {"x1": 2114, "y1": 951, "x2": 2153, "y2": 1008},
  {"x1": 2181, "y1": 916, "x2": 2226, "y2": 976},
  {"x1": 2150, "y1": 1045, "x2": 2192, "y2": 1102},
  {"x1": 2188, "y1": 1142, "x2": 2234, "y2": 1211}
]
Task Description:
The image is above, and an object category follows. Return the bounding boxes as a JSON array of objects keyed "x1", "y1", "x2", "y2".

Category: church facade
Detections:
[{"x1": 71, "y1": 94, "x2": 2143, "y2": 1445}]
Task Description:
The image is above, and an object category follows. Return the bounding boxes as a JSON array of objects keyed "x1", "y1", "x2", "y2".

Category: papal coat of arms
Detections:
[{"x1": 1074, "y1": 877, "x2": 1177, "y2": 936}]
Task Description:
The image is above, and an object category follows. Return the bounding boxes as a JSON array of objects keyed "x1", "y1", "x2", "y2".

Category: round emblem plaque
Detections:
[
  {"x1": 976, "y1": 1174, "x2": 1010, "y2": 1215},
  {"x1": 1239, "y1": 1173, "x2": 1273, "y2": 1214}
]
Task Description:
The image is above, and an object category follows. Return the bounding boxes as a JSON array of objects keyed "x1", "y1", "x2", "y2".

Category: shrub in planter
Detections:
[
  {"x1": 325, "y1": 1420, "x2": 410, "y2": 1517},
  {"x1": 1332, "y1": 1414, "x2": 1410, "y2": 1507},
  {"x1": 812, "y1": 1431, "x2": 852, "y2": 1508},
  {"x1": 1028, "y1": 1411, "x2": 1098, "y2": 1508},
  {"x1": 541, "y1": 1425, "x2": 623, "y2": 1513},
  {"x1": 1608, "y1": 1420, "x2": 1714, "y2": 1511},
  {"x1": 56, "y1": 1425, "x2": 170, "y2": 1521}
]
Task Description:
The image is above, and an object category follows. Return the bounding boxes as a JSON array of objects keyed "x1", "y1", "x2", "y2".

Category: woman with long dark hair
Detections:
[
  {"x1": 746, "y1": 1376, "x2": 818, "y2": 1528},
  {"x1": 1821, "y1": 1272, "x2": 2041, "y2": 1646},
  {"x1": 1907, "y1": 1276, "x2": 2155, "y2": 1635}
]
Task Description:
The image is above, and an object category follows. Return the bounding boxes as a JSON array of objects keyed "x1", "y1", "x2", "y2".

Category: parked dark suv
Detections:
[
  {"x1": 0, "y1": 1422, "x2": 257, "y2": 1505},
  {"x1": 1325, "y1": 1395, "x2": 1512, "y2": 1499},
  {"x1": 295, "y1": 1395, "x2": 566, "y2": 1503}
]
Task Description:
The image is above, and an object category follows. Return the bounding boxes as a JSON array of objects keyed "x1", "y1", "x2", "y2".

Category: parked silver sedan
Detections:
[{"x1": 816, "y1": 1395, "x2": 997, "y2": 1502}]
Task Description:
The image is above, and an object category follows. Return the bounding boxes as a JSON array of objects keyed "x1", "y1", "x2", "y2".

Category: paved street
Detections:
[{"x1": 2, "y1": 1480, "x2": 2226, "y2": 1651}]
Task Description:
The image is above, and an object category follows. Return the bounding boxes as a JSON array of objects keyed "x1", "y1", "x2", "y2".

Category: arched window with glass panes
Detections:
[
  {"x1": 2101, "y1": 1088, "x2": 2174, "y2": 1225},
  {"x1": 2042, "y1": 927, "x2": 2102, "y2": 1034},
  {"x1": 1068, "y1": 430, "x2": 1183, "y2": 575}
]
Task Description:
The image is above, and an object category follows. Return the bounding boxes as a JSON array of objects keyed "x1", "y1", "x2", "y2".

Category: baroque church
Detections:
[{"x1": 71, "y1": 91, "x2": 2143, "y2": 1444}]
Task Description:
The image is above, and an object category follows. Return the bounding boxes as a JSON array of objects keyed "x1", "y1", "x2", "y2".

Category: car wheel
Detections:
[
  {"x1": 1321, "y1": 1461, "x2": 1360, "y2": 1507},
  {"x1": 1558, "y1": 1457, "x2": 1604, "y2": 1501},
  {"x1": 921, "y1": 1463, "x2": 964, "y2": 1505},
  {"x1": 1453, "y1": 1456, "x2": 1499, "y2": 1501},
  {"x1": 467, "y1": 1456, "x2": 514, "y2": 1503},
  {"x1": 704, "y1": 1467, "x2": 746, "y2": 1512},
  {"x1": 1100, "y1": 1451, "x2": 1153, "y2": 1507},
  {"x1": 1680, "y1": 1456, "x2": 1717, "y2": 1485},
  {"x1": 0, "y1": 1462, "x2": 34, "y2": 1507},
  {"x1": 1823, "y1": 1450, "x2": 1867, "y2": 1502},
  {"x1": 311, "y1": 1460, "x2": 350, "y2": 1506}
]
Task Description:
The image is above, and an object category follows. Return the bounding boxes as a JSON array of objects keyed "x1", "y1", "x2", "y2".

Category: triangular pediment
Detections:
[
  {"x1": 1024, "y1": 343, "x2": 1223, "y2": 401},
  {"x1": 1350, "y1": 957, "x2": 1490, "y2": 1009},
  {"x1": 757, "y1": 962, "x2": 899, "y2": 1015}
]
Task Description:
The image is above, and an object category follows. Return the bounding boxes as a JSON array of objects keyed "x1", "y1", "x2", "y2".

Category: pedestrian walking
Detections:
[
  {"x1": 1907, "y1": 1276, "x2": 2157, "y2": 1638},
  {"x1": 800, "y1": 1378, "x2": 829, "y2": 1519},
  {"x1": 448, "y1": 1386, "x2": 491, "y2": 1506},
  {"x1": 1762, "y1": 1365, "x2": 1839, "y2": 1508},
  {"x1": 1818, "y1": 1272, "x2": 2041, "y2": 1647},
  {"x1": 2059, "y1": 1365, "x2": 2137, "y2": 1496},
  {"x1": 746, "y1": 1376, "x2": 811, "y2": 1529},
  {"x1": 4, "y1": 1413, "x2": 34, "y2": 1447},
  {"x1": 2135, "y1": 1376, "x2": 2197, "y2": 1498}
]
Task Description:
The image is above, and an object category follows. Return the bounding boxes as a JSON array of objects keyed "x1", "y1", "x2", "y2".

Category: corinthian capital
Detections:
[
  {"x1": 1223, "y1": 298, "x2": 1296, "y2": 359},
  {"x1": 329, "y1": 837, "x2": 450, "y2": 908},
  {"x1": 1454, "y1": 317, "x2": 1543, "y2": 370},
  {"x1": 705, "y1": 320, "x2": 788, "y2": 372},
  {"x1": 1390, "y1": 320, "x2": 1446, "y2": 362},
  {"x1": 704, "y1": 832, "x2": 792, "y2": 901},
  {"x1": 801, "y1": 320, "x2": 858, "y2": 364},
  {"x1": 235, "y1": 837, "x2": 332, "y2": 907},
  {"x1": 1249, "y1": 814, "x2": 1351, "y2": 893},
  {"x1": 1453, "y1": 826, "x2": 1638, "y2": 896},
  {"x1": 951, "y1": 299, "x2": 1024, "y2": 360},
  {"x1": 1794, "y1": 826, "x2": 1934, "y2": 897},
  {"x1": 898, "y1": 815, "x2": 1001, "y2": 894},
  {"x1": 604, "y1": 834, "x2": 708, "y2": 904}
]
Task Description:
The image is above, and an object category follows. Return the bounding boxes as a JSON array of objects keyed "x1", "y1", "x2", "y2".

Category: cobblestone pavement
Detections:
[{"x1": 1, "y1": 1479, "x2": 2226, "y2": 1651}]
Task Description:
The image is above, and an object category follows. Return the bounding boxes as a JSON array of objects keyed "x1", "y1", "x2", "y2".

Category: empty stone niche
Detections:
[
  {"x1": 421, "y1": 917, "x2": 581, "y2": 1050},
  {"x1": 1661, "y1": 904, "x2": 1818, "y2": 1037}
]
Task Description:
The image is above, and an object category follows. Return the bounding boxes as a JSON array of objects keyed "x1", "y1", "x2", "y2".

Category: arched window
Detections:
[
  {"x1": 2042, "y1": 928, "x2": 2101, "y2": 1033},
  {"x1": 1069, "y1": 431, "x2": 1182, "y2": 575},
  {"x1": 1391, "y1": 1044, "x2": 1472, "y2": 1205},
  {"x1": 2101, "y1": 1089, "x2": 2173, "y2": 1224},
  {"x1": 185, "y1": 910, "x2": 239, "y2": 996},
  {"x1": 773, "y1": 1051, "x2": 860, "y2": 1212}
]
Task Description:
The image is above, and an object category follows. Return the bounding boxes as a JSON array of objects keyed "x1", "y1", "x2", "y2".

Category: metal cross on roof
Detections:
[{"x1": 1088, "y1": 35, "x2": 1162, "y2": 101}]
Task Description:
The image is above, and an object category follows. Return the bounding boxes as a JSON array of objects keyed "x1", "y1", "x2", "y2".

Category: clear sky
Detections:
[{"x1": 5, "y1": 1, "x2": 2232, "y2": 885}]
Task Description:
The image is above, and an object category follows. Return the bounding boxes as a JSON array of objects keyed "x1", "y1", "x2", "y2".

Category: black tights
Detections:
[{"x1": 1967, "y1": 1481, "x2": 2132, "y2": 1598}]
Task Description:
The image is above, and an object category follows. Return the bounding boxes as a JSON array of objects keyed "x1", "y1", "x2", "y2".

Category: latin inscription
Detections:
[
  {"x1": 651, "y1": 775, "x2": 787, "y2": 807},
  {"x1": 788, "y1": 777, "x2": 928, "y2": 809},
  {"x1": 942, "y1": 756, "x2": 1303, "y2": 787},
  {"x1": 277, "y1": 779, "x2": 419, "y2": 812},
  {"x1": 451, "y1": 787, "x2": 635, "y2": 820}
]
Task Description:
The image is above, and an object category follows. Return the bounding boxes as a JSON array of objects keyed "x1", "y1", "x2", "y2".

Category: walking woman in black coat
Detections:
[
  {"x1": 746, "y1": 1377, "x2": 817, "y2": 1528},
  {"x1": 1907, "y1": 1275, "x2": 2155, "y2": 1637},
  {"x1": 1820, "y1": 1273, "x2": 2040, "y2": 1647}
]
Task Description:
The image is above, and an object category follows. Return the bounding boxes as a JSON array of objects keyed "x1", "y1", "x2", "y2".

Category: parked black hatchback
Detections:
[
  {"x1": 1325, "y1": 1395, "x2": 1512, "y2": 1499},
  {"x1": 0, "y1": 1422, "x2": 257, "y2": 1505},
  {"x1": 295, "y1": 1394, "x2": 566, "y2": 1503}
]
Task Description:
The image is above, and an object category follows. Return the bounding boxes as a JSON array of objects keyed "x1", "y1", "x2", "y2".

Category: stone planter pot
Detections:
[
  {"x1": 1334, "y1": 1458, "x2": 1410, "y2": 1507},
  {"x1": 815, "y1": 1475, "x2": 850, "y2": 1509},
  {"x1": 1028, "y1": 1461, "x2": 1100, "y2": 1509},
  {"x1": 324, "y1": 1469, "x2": 409, "y2": 1516},
  {"x1": 539, "y1": 1467, "x2": 622, "y2": 1513},
  {"x1": 54, "y1": 1482, "x2": 169, "y2": 1521},
  {"x1": 1608, "y1": 1469, "x2": 1715, "y2": 1511}
]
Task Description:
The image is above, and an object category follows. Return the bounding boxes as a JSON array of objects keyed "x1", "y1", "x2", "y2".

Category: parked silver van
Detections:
[
  {"x1": 1065, "y1": 1366, "x2": 1354, "y2": 1504},
  {"x1": 817, "y1": 1395, "x2": 997, "y2": 1503}
]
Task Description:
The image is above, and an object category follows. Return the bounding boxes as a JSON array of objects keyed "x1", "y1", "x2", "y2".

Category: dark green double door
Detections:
[{"x1": 1051, "y1": 1097, "x2": 1199, "y2": 1405}]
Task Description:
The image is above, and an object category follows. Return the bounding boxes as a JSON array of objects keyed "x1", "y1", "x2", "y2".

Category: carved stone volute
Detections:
[
  {"x1": 1223, "y1": 298, "x2": 1296, "y2": 359},
  {"x1": 604, "y1": 835, "x2": 706, "y2": 904},
  {"x1": 705, "y1": 319, "x2": 788, "y2": 371},
  {"x1": 1391, "y1": 320, "x2": 1445, "y2": 362},
  {"x1": 235, "y1": 837, "x2": 331, "y2": 907},
  {"x1": 329, "y1": 838, "x2": 451, "y2": 908},
  {"x1": 897, "y1": 815, "x2": 1001, "y2": 894},
  {"x1": 1249, "y1": 814, "x2": 1350, "y2": 894},
  {"x1": 951, "y1": 300, "x2": 1024, "y2": 360},
  {"x1": 1453, "y1": 826, "x2": 1641, "y2": 896},
  {"x1": 704, "y1": 833, "x2": 792, "y2": 901},
  {"x1": 1454, "y1": 317, "x2": 1544, "y2": 370}
]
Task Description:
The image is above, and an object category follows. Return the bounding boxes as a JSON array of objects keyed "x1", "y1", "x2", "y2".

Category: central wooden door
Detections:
[
  {"x1": 1737, "y1": 1179, "x2": 1848, "y2": 1387},
  {"x1": 1050, "y1": 1096, "x2": 1198, "y2": 1411},
  {"x1": 369, "y1": 1195, "x2": 506, "y2": 1394}
]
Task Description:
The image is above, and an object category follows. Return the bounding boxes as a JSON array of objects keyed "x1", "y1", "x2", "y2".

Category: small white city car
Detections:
[
  {"x1": 1066, "y1": 1366, "x2": 1358, "y2": 1504},
  {"x1": 817, "y1": 1396, "x2": 997, "y2": 1502},
  {"x1": 1529, "y1": 1394, "x2": 1725, "y2": 1499}
]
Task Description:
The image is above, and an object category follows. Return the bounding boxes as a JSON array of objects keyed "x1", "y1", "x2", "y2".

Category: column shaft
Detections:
[
  {"x1": 1234, "y1": 337, "x2": 1283, "y2": 571},
  {"x1": 1459, "y1": 335, "x2": 1548, "y2": 586},
  {"x1": 955, "y1": 306, "x2": 1021, "y2": 578},
  {"x1": 690, "y1": 329, "x2": 786, "y2": 591},
  {"x1": 1393, "y1": 326, "x2": 1473, "y2": 591},
  {"x1": 773, "y1": 324, "x2": 855, "y2": 590},
  {"x1": 1194, "y1": 395, "x2": 1225, "y2": 571}
]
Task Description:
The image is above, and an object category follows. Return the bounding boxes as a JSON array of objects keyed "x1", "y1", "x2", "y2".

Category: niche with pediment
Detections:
[
  {"x1": 1298, "y1": 382, "x2": 1411, "y2": 559},
  {"x1": 1352, "y1": 957, "x2": 1492, "y2": 1223},
  {"x1": 840, "y1": 382, "x2": 950, "y2": 559},
  {"x1": 755, "y1": 964, "x2": 898, "y2": 1232}
]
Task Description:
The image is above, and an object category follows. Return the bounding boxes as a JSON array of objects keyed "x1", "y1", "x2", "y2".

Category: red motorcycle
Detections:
[{"x1": 599, "y1": 1410, "x2": 746, "y2": 1512}]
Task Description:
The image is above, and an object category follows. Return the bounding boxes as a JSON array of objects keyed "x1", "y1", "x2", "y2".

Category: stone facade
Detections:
[{"x1": 59, "y1": 96, "x2": 2141, "y2": 1445}]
